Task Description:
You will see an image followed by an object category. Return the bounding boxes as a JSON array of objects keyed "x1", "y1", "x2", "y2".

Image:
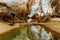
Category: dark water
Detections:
[
  {"x1": 0, "y1": 25, "x2": 60, "y2": 40},
  {"x1": 0, "y1": 25, "x2": 53, "y2": 40},
  {"x1": 0, "y1": 29, "x2": 21, "y2": 40},
  {"x1": 0, "y1": 26, "x2": 35, "y2": 40}
]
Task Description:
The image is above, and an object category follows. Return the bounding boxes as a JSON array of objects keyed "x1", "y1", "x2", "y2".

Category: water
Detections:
[
  {"x1": 27, "y1": 18, "x2": 53, "y2": 40},
  {"x1": 40, "y1": 28, "x2": 53, "y2": 40}
]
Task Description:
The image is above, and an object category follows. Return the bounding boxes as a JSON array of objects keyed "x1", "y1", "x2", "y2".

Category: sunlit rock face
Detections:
[
  {"x1": 0, "y1": 0, "x2": 28, "y2": 6},
  {"x1": 28, "y1": 0, "x2": 40, "y2": 18},
  {"x1": 27, "y1": 0, "x2": 53, "y2": 22},
  {"x1": 27, "y1": 0, "x2": 54, "y2": 18},
  {"x1": 0, "y1": 0, "x2": 30, "y2": 20},
  {"x1": 57, "y1": 0, "x2": 60, "y2": 14},
  {"x1": 45, "y1": 0, "x2": 60, "y2": 16},
  {"x1": 41, "y1": 0, "x2": 48, "y2": 16},
  {"x1": 41, "y1": 0, "x2": 53, "y2": 16},
  {"x1": 3, "y1": 0, "x2": 28, "y2": 13},
  {"x1": 0, "y1": 0, "x2": 29, "y2": 17}
]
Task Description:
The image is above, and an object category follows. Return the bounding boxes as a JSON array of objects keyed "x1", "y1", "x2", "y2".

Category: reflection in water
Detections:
[
  {"x1": 27, "y1": 18, "x2": 53, "y2": 40},
  {"x1": 31, "y1": 25, "x2": 40, "y2": 40},
  {"x1": 0, "y1": 25, "x2": 53, "y2": 40},
  {"x1": 0, "y1": 29, "x2": 21, "y2": 40},
  {"x1": 30, "y1": 25, "x2": 53, "y2": 40},
  {"x1": 41, "y1": 28, "x2": 53, "y2": 40}
]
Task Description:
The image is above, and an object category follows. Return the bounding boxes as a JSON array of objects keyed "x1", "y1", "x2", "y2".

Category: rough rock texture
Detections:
[
  {"x1": 0, "y1": 0, "x2": 30, "y2": 20},
  {"x1": 51, "y1": 0, "x2": 60, "y2": 16},
  {"x1": 0, "y1": 0, "x2": 60, "y2": 19}
]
